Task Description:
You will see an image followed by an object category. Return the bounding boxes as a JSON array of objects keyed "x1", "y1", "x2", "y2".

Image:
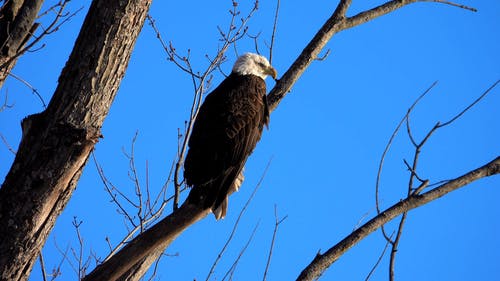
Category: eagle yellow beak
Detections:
[{"x1": 265, "y1": 66, "x2": 278, "y2": 80}]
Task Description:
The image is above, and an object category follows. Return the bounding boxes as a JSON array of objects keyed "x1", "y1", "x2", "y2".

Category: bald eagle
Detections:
[{"x1": 184, "y1": 53, "x2": 277, "y2": 219}]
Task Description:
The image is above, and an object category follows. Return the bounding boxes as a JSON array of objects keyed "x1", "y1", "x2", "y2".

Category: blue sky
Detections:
[{"x1": 1, "y1": 0, "x2": 499, "y2": 280}]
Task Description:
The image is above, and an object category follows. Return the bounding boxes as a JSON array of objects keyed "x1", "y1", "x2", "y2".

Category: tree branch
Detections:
[
  {"x1": 82, "y1": 202, "x2": 210, "y2": 281},
  {"x1": 267, "y1": 0, "x2": 424, "y2": 111},
  {"x1": 296, "y1": 156, "x2": 500, "y2": 281}
]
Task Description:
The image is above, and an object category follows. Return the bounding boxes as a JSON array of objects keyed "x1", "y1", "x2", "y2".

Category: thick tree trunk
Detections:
[
  {"x1": 0, "y1": 0, "x2": 44, "y2": 88},
  {"x1": 0, "y1": 0, "x2": 152, "y2": 280}
]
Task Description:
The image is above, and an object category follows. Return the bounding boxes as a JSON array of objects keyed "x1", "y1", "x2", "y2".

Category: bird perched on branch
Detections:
[{"x1": 184, "y1": 52, "x2": 277, "y2": 219}]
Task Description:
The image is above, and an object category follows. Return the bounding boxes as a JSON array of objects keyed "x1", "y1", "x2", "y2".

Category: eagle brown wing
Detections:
[{"x1": 184, "y1": 73, "x2": 268, "y2": 217}]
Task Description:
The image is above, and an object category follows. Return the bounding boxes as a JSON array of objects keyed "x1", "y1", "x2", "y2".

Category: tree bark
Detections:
[
  {"x1": 0, "y1": 0, "x2": 45, "y2": 88},
  {"x1": 0, "y1": 0, "x2": 152, "y2": 280}
]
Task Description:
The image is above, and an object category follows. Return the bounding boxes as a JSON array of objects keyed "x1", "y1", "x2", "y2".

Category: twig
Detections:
[
  {"x1": 147, "y1": 251, "x2": 166, "y2": 281},
  {"x1": 0, "y1": 1, "x2": 82, "y2": 72},
  {"x1": 52, "y1": 237, "x2": 71, "y2": 280},
  {"x1": 39, "y1": 251, "x2": 48, "y2": 281},
  {"x1": 354, "y1": 208, "x2": 376, "y2": 231},
  {"x1": 389, "y1": 213, "x2": 405, "y2": 281},
  {"x1": 206, "y1": 159, "x2": 272, "y2": 281},
  {"x1": 222, "y1": 222, "x2": 260, "y2": 281},
  {"x1": 412, "y1": 180, "x2": 429, "y2": 196},
  {"x1": 386, "y1": 80, "x2": 498, "y2": 281},
  {"x1": 93, "y1": 149, "x2": 178, "y2": 262},
  {"x1": 248, "y1": 32, "x2": 262, "y2": 55},
  {"x1": 0, "y1": 89, "x2": 14, "y2": 112},
  {"x1": 297, "y1": 156, "x2": 500, "y2": 281},
  {"x1": 419, "y1": 0, "x2": 477, "y2": 12},
  {"x1": 93, "y1": 153, "x2": 137, "y2": 227},
  {"x1": 71, "y1": 217, "x2": 85, "y2": 280},
  {"x1": 123, "y1": 131, "x2": 146, "y2": 231},
  {"x1": 314, "y1": 49, "x2": 331, "y2": 61},
  {"x1": 403, "y1": 159, "x2": 427, "y2": 184},
  {"x1": 269, "y1": 0, "x2": 280, "y2": 64},
  {"x1": 375, "y1": 81, "x2": 438, "y2": 242},
  {"x1": 263, "y1": 205, "x2": 287, "y2": 281},
  {"x1": 365, "y1": 231, "x2": 395, "y2": 281},
  {"x1": 8, "y1": 72, "x2": 46, "y2": 108},
  {"x1": 0, "y1": 133, "x2": 16, "y2": 154},
  {"x1": 439, "y1": 79, "x2": 499, "y2": 128}
]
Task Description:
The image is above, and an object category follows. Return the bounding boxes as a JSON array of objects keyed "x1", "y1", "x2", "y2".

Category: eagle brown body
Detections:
[{"x1": 184, "y1": 53, "x2": 276, "y2": 219}]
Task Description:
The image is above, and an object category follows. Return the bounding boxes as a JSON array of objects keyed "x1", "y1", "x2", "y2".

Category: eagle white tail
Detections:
[{"x1": 212, "y1": 170, "x2": 245, "y2": 220}]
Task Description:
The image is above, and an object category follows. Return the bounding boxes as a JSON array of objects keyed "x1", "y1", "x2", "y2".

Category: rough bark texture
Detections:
[
  {"x1": 0, "y1": 0, "x2": 44, "y2": 88},
  {"x1": 0, "y1": 0, "x2": 152, "y2": 280}
]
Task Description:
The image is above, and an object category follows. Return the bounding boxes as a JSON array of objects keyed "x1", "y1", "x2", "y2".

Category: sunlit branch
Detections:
[{"x1": 297, "y1": 156, "x2": 500, "y2": 281}]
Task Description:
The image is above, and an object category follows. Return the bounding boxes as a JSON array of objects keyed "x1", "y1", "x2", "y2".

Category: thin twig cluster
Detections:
[
  {"x1": 146, "y1": 1, "x2": 260, "y2": 211},
  {"x1": 370, "y1": 80, "x2": 499, "y2": 280}
]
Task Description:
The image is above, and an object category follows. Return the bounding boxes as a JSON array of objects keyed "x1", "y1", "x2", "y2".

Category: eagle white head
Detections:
[{"x1": 232, "y1": 53, "x2": 277, "y2": 80}]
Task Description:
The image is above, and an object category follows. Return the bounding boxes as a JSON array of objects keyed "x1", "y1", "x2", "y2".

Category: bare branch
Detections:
[
  {"x1": 83, "y1": 203, "x2": 210, "y2": 281},
  {"x1": 222, "y1": 222, "x2": 260, "y2": 281},
  {"x1": 365, "y1": 231, "x2": 394, "y2": 281},
  {"x1": 268, "y1": 0, "x2": 280, "y2": 64},
  {"x1": 297, "y1": 156, "x2": 500, "y2": 280},
  {"x1": 8, "y1": 72, "x2": 46, "y2": 108},
  {"x1": 0, "y1": 133, "x2": 16, "y2": 154},
  {"x1": 419, "y1": 0, "x2": 477, "y2": 12},
  {"x1": 248, "y1": 32, "x2": 261, "y2": 55},
  {"x1": 389, "y1": 212, "x2": 406, "y2": 281},
  {"x1": 39, "y1": 251, "x2": 48, "y2": 281},
  {"x1": 94, "y1": 147, "x2": 179, "y2": 263},
  {"x1": 314, "y1": 49, "x2": 331, "y2": 61},
  {"x1": 93, "y1": 153, "x2": 137, "y2": 227},
  {"x1": 0, "y1": 1, "x2": 83, "y2": 74},
  {"x1": 0, "y1": 88, "x2": 13, "y2": 112},
  {"x1": 263, "y1": 205, "x2": 287, "y2": 281},
  {"x1": 439, "y1": 79, "x2": 499, "y2": 128},
  {"x1": 206, "y1": 159, "x2": 272, "y2": 281},
  {"x1": 71, "y1": 217, "x2": 87, "y2": 280},
  {"x1": 375, "y1": 81, "x2": 438, "y2": 242},
  {"x1": 386, "y1": 79, "x2": 498, "y2": 280},
  {"x1": 268, "y1": 0, "x2": 417, "y2": 111}
]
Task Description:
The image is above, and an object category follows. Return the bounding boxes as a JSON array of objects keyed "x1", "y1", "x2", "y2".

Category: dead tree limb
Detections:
[{"x1": 296, "y1": 156, "x2": 500, "y2": 281}]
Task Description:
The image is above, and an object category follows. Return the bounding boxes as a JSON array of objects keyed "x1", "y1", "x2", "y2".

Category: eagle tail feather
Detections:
[{"x1": 212, "y1": 197, "x2": 227, "y2": 220}]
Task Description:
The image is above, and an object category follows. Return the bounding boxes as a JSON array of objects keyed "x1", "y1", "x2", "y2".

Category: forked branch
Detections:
[{"x1": 297, "y1": 156, "x2": 500, "y2": 281}]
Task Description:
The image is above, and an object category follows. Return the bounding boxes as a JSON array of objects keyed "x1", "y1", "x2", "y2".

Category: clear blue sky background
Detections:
[{"x1": 1, "y1": 0, "x2": 499, "y2": 280}]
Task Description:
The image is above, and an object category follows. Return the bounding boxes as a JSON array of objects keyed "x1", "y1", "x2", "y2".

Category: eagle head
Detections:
[{"x1": 232, "y1": 53, "x2": 277, "y2": 80}]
